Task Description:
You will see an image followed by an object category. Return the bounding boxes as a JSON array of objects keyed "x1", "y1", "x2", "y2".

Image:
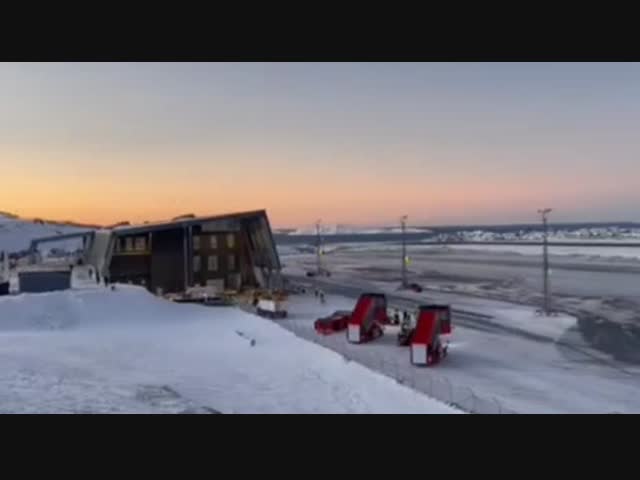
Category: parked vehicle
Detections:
[{"x1": 314, "y1": 310, "x2": 351, "y2": 335}]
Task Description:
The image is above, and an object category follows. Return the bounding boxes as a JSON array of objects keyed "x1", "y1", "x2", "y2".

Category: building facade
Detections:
[{"x1": 102, "y1": 210, "x2": 281, "y2": 295}]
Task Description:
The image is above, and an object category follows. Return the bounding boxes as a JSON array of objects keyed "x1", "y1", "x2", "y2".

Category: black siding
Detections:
[{"x1": 150, "y1": 228, "x2": 185, "y2": 294}]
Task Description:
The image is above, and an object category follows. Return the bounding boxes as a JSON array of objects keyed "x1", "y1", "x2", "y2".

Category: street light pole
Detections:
[
  {"x1": 401, "y1": 215, "x2": 408, "y2": 288},
  {"x1": 315, "y1": 219, "x2": 322, "y2": 276},
  {"x1": 538, "y1": 208, "x2": 552, "y2": 315}
]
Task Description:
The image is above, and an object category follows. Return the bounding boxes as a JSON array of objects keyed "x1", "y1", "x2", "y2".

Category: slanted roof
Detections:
[
  {"x1": 111, "y1": 209, "x2": 281, "y2": 271},
  {"x1": 112, "y1": 210, "x2": 269, "y2": 236}
]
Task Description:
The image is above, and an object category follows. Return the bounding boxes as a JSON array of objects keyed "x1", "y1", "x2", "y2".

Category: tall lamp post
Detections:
[
  {"x1": 538, "y1": 208, "x2": 552, "y2": 315},
  {"x1": 401, "y1": 215, "x2": 408, "y2": 288},
  {"x1": 315, "y1": 219, "x2": 322, "y2": 276}
]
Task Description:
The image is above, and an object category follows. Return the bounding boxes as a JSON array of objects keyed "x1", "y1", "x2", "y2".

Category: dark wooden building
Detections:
[{"x1": 103, "y1": 210, "x2": 281, "y2": 295}]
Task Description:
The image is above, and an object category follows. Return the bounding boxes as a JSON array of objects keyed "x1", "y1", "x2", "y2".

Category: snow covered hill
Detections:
[
  {"x1": 432, "y1": 226, "x2": 640, "y2": 243},
  {"x1": 0, "y1": 213, "x2": 89, "y2": 255},
  {"x1": 0, "y1": 286, "x2": 459, "y2": 413}
]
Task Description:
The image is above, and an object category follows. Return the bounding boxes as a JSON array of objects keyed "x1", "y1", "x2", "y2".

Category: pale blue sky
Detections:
[{"x1": 1, "y1": 62, "x2": 639, "y2": 226}]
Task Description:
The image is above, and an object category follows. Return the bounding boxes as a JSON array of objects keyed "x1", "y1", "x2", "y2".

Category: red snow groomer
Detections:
[
  {"x1": 314, "y1": 310, "x2": 352, "y2": 335},
  {"x1": 398, "y1": 304, "x2": 451, "y2": 346},
  {"x1": 409, "y1": 304, "x2": 452, "y2": 366},
  {"x1": 346, "y1": 293, "x2": 389, "y2": 344}
]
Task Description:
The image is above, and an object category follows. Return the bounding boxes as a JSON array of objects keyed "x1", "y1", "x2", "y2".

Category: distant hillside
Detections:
[
  {"x1": 0, "y1": 210, "x2": 19, "y2": 220},
  {"x1": 0, "y1": 213, "x2": 92, "y2": 254}
]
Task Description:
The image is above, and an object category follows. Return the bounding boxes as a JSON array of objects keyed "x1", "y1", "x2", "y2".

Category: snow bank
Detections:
[{"x1": 0, "y1": 286, "x2": 458, "y2": 413}]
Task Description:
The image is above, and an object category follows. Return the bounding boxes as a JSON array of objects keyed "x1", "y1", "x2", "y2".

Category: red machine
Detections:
[
  {"x1": 398, "y1": 305, "x2": 451, "y2": 346},
  {"x1": 430, "y1": 304, "x2": 452, "y2": 335},
  {"x1": 409, "y1": 305, "x2": 451, "y2": 366},
  {"x1": 346, "y1": 293, "x2": 389, "y2": 344},
  {"x1": 314, "y1": 310, "x2": 352, "y2": 335}
]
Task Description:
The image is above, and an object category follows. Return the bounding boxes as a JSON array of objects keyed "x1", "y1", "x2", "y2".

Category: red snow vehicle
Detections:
[
  {"x1": 409, "y1": 305, "x2": 451, "y2": 366},
  {"x1": 314, "y1": 310, "x2": 352, "y2": 335},
  {"x1": 346, "y1": 293, "x2": 389, "y2": 344},
  {"x1": 421, "y1": 304, "x2": 452, "y2": 335},
  {"x1": 398, "y1": 304, "x2": 451, "y2": 346}
]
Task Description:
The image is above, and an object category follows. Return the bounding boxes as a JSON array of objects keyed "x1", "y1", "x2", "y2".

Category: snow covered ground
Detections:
[
  {"x1": 279, "y1": 241, "x2": 640, "y2": 261},
  {"x1": 280, "y1": 243, "x2": 640, "y2": 318},
  {"x1": 0, "y1": 286, "x2": 458, "y2": 414},
  {"x1": 438, "y1": 244, "x2": 640, "y2": 260},
  {"x1": 279, "y1": 288, "x2": 640, "y2": 414},
  {"x1": 279, "y1": 241, "x2": 640, "y2": 264},
  {"x1": 280, "y1": 246, "x2": 640, "y2": 413}
]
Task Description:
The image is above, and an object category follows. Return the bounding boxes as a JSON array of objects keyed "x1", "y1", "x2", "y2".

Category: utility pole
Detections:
[
  {"x1": 538, "y1": 208, "x2": 552, "y2": 315},
  {"x1": 401, "y1": 215, "x2": 408, "y2": 288},
  {"x1": 315, "y1": 219, "x2": 322, "y2": 276}
]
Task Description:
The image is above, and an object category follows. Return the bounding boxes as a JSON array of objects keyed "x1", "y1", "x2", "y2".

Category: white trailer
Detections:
[{"x1": 257, "y1": 297, "x2": 288, "y2": 319}]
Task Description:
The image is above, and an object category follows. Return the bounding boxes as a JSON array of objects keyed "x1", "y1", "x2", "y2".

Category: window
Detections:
[
  {"x1": 125, "y1": 237, "x2": 133, "y2": 252},
  {"x1": 228, "y1": 254, "x2": 236, "y2": 271},
  {"x1": 207, "y1": 255, "x2": 218, "y2": 271},
  {"x1": 226, "y1": 233, "x2": 235, "y2": 249},
  {"x1": 193, "y1": 255, "x2": 201, "y2": 273},
  {"x1": 193, "y1": 235, "x2": 201, "y2": 250},
  {"x1": 135, "y1": 236, "x2": 146, "y2": 251},
  {"x1": 209, "y1": 235, "x2": 218, "y2": 249}
]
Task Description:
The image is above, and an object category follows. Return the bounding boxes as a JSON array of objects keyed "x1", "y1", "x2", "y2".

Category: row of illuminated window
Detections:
[
  {"x1": 115, "y1": 236, "x2": 148, "y2": 253},
  {"x1": 193, "y1": 254, "x2": 236, "y2": 273},
  {"x1": 192, "y1": 233, "x2": 235, "y2": 250}
]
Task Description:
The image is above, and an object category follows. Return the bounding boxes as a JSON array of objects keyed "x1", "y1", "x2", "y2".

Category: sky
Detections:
[{"x1": 1, "y1": 62, "x2": 640, "y2": 228}]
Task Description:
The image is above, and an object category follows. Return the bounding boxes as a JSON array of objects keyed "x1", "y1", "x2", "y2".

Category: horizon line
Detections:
[{"x1": 4, "y1": 210, "x2": 639, "y2": 232}]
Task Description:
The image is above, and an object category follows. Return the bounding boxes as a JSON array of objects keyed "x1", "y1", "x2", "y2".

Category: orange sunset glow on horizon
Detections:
[{"x1": 2, "y1": 62, "x2": 640, "y2": 228}]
